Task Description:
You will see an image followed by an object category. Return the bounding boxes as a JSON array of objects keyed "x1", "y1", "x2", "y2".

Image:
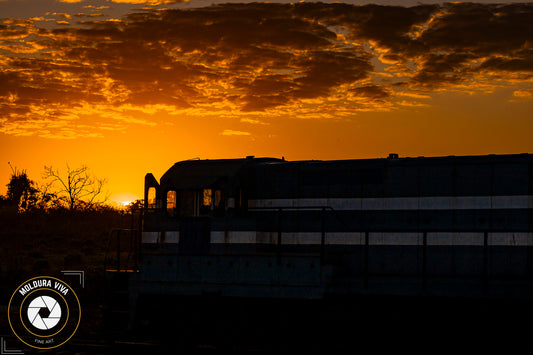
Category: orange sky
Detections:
[{"x1": 1, "y1": 1, "x2": 532, "y2": 204}]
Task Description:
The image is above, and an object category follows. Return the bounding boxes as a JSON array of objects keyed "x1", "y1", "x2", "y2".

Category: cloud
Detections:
[
  {"x1": 411, "y1": 3, "x2": 533, "y2": 85},
  {"x1": 107, "y1": 0, "x2": 188, "y2": 4},
  {"x1": 350, "y1": 85, "x2": 390, "y2": 100},
  {"x1": 513, "y1": 89, "x2": 533, "y2": 98},
  {"x1": 220, "y1": 129, "x2": 251, "y2": 136},
  {"x1": 0, "y1": 2, "x2": 532, "y2": 138}
]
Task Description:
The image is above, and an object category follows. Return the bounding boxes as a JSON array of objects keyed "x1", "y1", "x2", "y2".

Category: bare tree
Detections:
[{"x1": 43, "y1": 164, "x2": 108, "y2": 210}]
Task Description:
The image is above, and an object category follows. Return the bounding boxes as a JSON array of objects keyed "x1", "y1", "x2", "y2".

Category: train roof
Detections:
[
  {"x1": 155, "y1": 153, "x2": 533, "y2": 188},
  {"x1": 159, "y1": 157, "x2": 281, "y2": 189},
  {"x1": 289, "y1": 153, "x2": 533, "y2": 166}
]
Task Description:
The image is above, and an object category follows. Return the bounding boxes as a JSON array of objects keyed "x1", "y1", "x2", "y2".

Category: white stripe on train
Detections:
[
  {"x1": 248, "y1": 195, "x2": 533, "y2": 210},
  {"x1": 142, "y1": 231, "x2": 533, "y2": 246}
]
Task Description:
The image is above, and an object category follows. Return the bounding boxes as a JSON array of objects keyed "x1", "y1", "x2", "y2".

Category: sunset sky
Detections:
[{"x1": 1, "y1": 0, "x2": 532, "y2": 205}]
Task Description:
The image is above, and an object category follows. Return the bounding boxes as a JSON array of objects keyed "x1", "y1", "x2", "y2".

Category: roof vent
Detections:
[
  {"x1": 388, "y1": 153, "x2": 399, "y2": 160},
  {"x1": 246, "y1": 155, "x2": 255, "y2": 160}
]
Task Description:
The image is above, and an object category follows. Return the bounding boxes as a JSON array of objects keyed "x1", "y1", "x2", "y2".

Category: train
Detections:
[{"x1": 104, "y1": 153, "x2": 533, "y2": 351}]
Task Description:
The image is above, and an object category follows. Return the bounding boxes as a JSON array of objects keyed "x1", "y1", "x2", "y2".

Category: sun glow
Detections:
[{"x1": 111, "y1": 192, "x2": 142, "y2": 208}]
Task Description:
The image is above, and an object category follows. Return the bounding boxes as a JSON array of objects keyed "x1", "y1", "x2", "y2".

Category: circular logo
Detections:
[
  {"x1": 8, "y1": 276, "x2": 81, "y2": 350},
  {"x1": 27, "y1": 295, "x2": 62, "y2": 330}
]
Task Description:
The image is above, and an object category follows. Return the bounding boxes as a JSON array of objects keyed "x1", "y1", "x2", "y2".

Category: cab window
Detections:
[
  {"x1": 200, "y1": 189, "x2": 212, "y2": 215},
  {"x1": 167, "y1": 190, "x2": 176, "y2": 213},
  {"x1": 147, "y1": 187, "x2": 157, "y2": 209}
]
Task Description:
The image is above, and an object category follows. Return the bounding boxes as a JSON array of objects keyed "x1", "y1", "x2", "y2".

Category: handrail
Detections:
[
  {"x1": 104, "y1": 228, "x2": 140, "y2": 272},
  {"x1": 247, "y1": 205, "x2": 533, "y2": 293},
  {"x1": 249, "y1": 206, "x2": 355, "y2": 266},
  {"x1": 249, "y1": 205, "x2": 533, "y2": 232}
]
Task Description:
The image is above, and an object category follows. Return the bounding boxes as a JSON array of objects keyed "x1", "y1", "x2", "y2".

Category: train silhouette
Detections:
[{"x1": 104, "y1": 153, "x2": 533, "y2": 350}]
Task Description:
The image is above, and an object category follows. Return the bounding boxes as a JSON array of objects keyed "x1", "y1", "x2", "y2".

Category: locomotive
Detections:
[
  {"x1": 134, "y1": 153, "x2": 533, "y2": 298},
  {"x1": 105, "y1": 153, "x2": 533, "y2": 351}
]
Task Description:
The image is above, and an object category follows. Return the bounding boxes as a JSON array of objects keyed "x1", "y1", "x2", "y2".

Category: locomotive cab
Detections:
[
  {"x1": 143, "y1": 158, "x2": 256, "y2": 252},
  {"x1": 136, "y1": 156, "x2": 330, "y2": 301},
  {"x1": 143, "y1": 157, "x2": 273, "y2": 248},
  {"x1": 142, "y1": 157, "x2": 277, "y2": 244}
]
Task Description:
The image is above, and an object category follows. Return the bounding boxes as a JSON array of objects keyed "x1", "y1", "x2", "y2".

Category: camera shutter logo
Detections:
[
  {"x1": 27, "y1": 295, "x2": 62, "y2": 330},
  {"x1": 8, "y1": 276, "x2": 81, "y2": 350}
]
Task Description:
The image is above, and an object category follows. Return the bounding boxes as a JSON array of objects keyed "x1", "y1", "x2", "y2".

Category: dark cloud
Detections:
[
  {"x1": 0, "y1": 19, "x2": 33, "y2": 39},
  {"x1": 294, "y1": 50, "x2": 372, "y2": 99},
  {"x1": 479, "y1": 53, "x2": 533, "y2": 75},
  {"x1": 420, "y1": 3, "x2": 533, "y2": 55},
  {"x1": 48, "y1": 4, "x2": 373, "y2": 111},
  {"x1": 293, "y1": 3, "x2": 436, "y2": 56},
  {"x1": 350, "y1": 85, "x2": 390, "y2": 100},
  {"x1": 294, "y1": 2, "x2": 533, "y2": 88},
  {"x1": 411, "y1": 3, "x2": 533, "y2": 85},
  {"x1": 1, "y1": 2, "x2": 533, "y2": 137}
]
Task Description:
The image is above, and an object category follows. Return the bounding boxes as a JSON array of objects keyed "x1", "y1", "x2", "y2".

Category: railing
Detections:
[
  {"x1": 249, "y1": 206, "x2": 331, "y2": 265},
  {"x1": 248, "y1": 206, "x2": 533, "y2": 293},
  {"x1": 104, "y1": 228, "x2": 140, "y2": 272}
]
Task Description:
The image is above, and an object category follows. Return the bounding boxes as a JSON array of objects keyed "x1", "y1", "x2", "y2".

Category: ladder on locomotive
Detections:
[
  {"x1": 103, "y1": 228, "x2": 140, "y2": 336},
  {"x1": 104, "y1": 228, "x2": 140, "y2": 273}
]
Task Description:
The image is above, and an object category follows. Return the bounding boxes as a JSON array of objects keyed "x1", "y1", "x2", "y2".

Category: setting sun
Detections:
[{"x1": 112, "y1": 192, "x2": 142, "y2": 207}]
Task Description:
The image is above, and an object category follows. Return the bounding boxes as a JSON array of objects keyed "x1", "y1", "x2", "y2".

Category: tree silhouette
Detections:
[
  {"x1": 125, "y1": 199, "x2": 144, "y2": 212},
  {"x1": 43, "y1": 164, "x2": 108, "y2": 211},
  {"x1": 6, "y1": 162, "x2": 38, "y2": 211}
]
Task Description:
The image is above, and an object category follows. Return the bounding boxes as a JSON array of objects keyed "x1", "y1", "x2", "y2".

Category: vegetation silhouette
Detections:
[
  {"x1": 0, "y1": 163, "x2": 135, "y2": 340},
  {"x1": 2, "y1": 162, "x2": 39, "y2": 212},
  {"x1": 42, "y1": 164, "x2": 108, "y2": 211}
]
